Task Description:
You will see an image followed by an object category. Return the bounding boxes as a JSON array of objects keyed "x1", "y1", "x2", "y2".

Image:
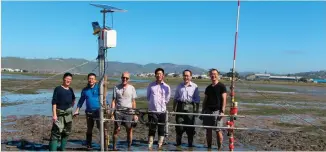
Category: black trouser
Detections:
[
  {"x1": 148, "y1": 113, "x2": 166, "y2": 137},
  {"x1": 86, "y1": 110, "x2": 100, "y2": 147},
  {"x1": 175, "y1": 102, "x2": 196, "y2": 144}
]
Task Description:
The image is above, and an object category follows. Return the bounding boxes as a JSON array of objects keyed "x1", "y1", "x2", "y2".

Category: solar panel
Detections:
[{"x1": 90, "y1": 3, "x2": 127, "y2": 12}]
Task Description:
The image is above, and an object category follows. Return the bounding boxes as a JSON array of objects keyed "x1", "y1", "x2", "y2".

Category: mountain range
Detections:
[
  {"x1": 2, "y1": 57, "x2": 325, "y2": 79},
  {"x1": 1, "y1": 57, "x2": 208, "y2": 75}
]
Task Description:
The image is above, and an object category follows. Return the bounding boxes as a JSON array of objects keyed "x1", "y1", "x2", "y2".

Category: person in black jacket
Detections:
[{"x1": 49, "y1": 72, "x2": 76, "y2": 151}]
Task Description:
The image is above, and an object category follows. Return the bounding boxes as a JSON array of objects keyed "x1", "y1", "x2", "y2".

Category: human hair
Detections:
[
  {"x1": 88, "y1": 73, "x2": 96, "y2": 78},
  {"x1": 183, "y1": 69, "x2": 192, "y2": 76},
  {"x1": 155, "y1": 68, "x2": 165, "y2": 75},
  {"x1": 209, "y1": 68, "x2": 219, "y2": 75},
  {"x1": 63, "y1": 72, "x2": 73, "y2": 79}
]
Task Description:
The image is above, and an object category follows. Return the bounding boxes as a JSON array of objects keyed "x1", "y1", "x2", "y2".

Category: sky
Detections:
[{"x1": 1, "y1": 1, "x2": 326, "y2": 74}]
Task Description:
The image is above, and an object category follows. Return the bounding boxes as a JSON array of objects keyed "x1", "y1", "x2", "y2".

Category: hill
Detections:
[
  {"x1": 293, "y1": 70, "x2": 326, "y2": 79},
  {"x1": 1, "y1": 57, "x2": 208, "y2": 75}
]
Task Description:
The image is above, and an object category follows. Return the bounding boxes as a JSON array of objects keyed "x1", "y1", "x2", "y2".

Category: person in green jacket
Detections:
[{"x1": 49, "y1": 72, "x2": 76, "y2": 151}]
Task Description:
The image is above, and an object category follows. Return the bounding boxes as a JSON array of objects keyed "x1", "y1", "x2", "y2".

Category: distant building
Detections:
[
  {"x1": 254, "y1": 74, "x2": 271, "y2": 80},
  {"x1": 270, "y1": 76, "x2": 301, "y2": 82},
  {"x1": 2, "y1": 68, "x2": 23, "y2": 72},
  {"x1": 137, "y1": 73, "x2": 155, "y2": 77},
  {"x1": 246, "y1": 73, "x2": 301, "y2": 82}
]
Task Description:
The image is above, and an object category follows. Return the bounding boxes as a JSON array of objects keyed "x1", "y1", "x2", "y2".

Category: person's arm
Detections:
[
  {"x1": 221, "y1": 93, "x2": 227, "y2": 113},
  {"x1": 202, "y1": 95, "x2": 207, "y2": 112},
  {"x1": 74, "y1": 90, "x2": 85, "y2": 114},
  {"x1": 70, "y1": 88, "x2": 76, "y2": 107},
  {"x1": 193, "y1": 87, "x2": 200, "y2": 113},
  {"x1": 165, "y1": 85, "x2": 171, "y2": 104},
  {"x1": 132, "y1": 87, "x2": 138, "y2": 120},
  {"x1": 52, "y1": 104, "x2": 57, "y2": 121},
  {"x1": 52, "y1": 88, "x2": 58, "y2": 122},
  {"x1": 109, "y1": 87, "x2": 117, "y2": 118},
  {"x1": 111, "y1": 87, "x2": 117, "y2": 109},
  {"x1": 221, "y1": 85, "x2": 227, "y2": 114},
  {"x1": 132, "y1": 86, "x2": 137, "y2": 109},
  {"x1": 202, "y1": 87, "x2": 209, "y2": 112},
  {"x1": 173, "y1": 85, "x2": 180, "y2": 112}
]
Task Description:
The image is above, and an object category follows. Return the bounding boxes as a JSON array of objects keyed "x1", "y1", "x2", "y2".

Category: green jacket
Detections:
[{"x1": 54, "y1": 107, "x2": 73, "y2": 133}]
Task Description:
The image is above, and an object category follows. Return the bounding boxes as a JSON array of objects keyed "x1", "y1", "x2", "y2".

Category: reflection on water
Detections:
[
  {"x1": 3, "y1": 139, "x2": 254, "y2": 151},
  {"x1": 1, "y1": 88, "x2": 147, "y2": 118}
]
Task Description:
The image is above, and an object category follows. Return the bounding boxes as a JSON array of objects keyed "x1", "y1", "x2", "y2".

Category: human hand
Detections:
[
  {"x1": 218, "y1": 112, "x2": 224, "y2": 121},
  {"x1": 73, "y1": 111, "x2": 79, "y2": 118},
  {"x1": 53, "y1": 115, "x2": 58, "y2": 123},
  {"x1": 133, "y1": 115, "x2": 138, "y2": 122}
]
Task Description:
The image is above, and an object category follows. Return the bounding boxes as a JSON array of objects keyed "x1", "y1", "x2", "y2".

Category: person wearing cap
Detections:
[
  {"x1": 111, "y1": 72, "x2": 138, "y2": 150},
  {"x1": 147, "y1": 68, "x2": 171, "y2": 150},
  {"x1": 49, "y1": 72, "x2": 76, "y2": 151},
  {"x1": 173, "y1": 69, "x2": 200, "y2": 147},
  {"x1": 201, "y1": 68, "x2": 227, "y2": 150}
]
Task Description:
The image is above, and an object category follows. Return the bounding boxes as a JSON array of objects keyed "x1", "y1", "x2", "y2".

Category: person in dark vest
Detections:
[
  {"x1": 49, "y1": 72, "x2": 76, "y2": 151},
  {"x1": 173, "y1": 69, "x2": 200, "y2": 147},
  {"x1": 201, "y1": 68, "x2": 227, "y2": 150},
  {"x1": 74, "y1": 73, "x2": 102, "y2": 150}
]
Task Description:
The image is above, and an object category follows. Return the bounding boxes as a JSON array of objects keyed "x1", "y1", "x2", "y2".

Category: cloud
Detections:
[{"x1": 282, "y1": 50, "x2": 305, "y2": 55}]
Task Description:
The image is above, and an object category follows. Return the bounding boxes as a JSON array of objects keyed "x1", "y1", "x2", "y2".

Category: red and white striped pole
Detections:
[{"x1": 228, "y1": 0, "x2": 240, "y2": 151}]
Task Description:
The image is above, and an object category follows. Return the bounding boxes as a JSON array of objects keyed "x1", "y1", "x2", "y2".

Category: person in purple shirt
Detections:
[
  {"x1": 172, "y1": 69, "x2": 200, "y2": 147},
  {"x1": 146, "y1": 68, "x2": 171, "y2": 150}
]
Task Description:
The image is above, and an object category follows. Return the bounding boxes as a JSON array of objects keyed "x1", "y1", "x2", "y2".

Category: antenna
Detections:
[{"x1": 90, "y1": 3, "x2": 127, "y2": 151}]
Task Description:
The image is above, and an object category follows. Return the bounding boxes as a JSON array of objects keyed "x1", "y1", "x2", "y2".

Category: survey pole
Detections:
[{"x1": 228, "y1": 0, "x2": 240, "y2": 151}]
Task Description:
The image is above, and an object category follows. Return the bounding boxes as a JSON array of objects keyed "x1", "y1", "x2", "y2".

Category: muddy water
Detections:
[{"x1": 1, "y1": 88, "x2": 147, "y2": 119}]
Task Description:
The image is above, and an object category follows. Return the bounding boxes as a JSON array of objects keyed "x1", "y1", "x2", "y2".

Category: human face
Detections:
[
  {"x1": 121, "y1": 73, "x2": 130, "y2": 85},
  {"x1": 63, "y1": 76, "x2": 72, "y2": 87},
  {"x1": 210, "y1": 70, "x2": 219, "y2": 82},
  {"x1": 155, "y1": 71, "x2": 164, "y2": 82},
  {"x1": 183, "y1": 71, "x2": 192, "y2": 84},
  {"x1": 88, "y1": 75, "x2": 96, "y2": 86}
]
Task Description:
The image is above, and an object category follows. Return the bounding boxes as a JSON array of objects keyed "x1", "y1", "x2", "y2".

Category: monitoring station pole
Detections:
[{"x1": 90, "y1": 3, "x2": 127, "y2": 151}]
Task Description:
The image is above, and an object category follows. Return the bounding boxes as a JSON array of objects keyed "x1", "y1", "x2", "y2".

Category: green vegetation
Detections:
[
  {"x1": 243, "y1": 86, "x2": 297, "y2": 92},
  {"x1": 240, "y1": 104, "x2": 325, "y2": 116},
  {"x1": 2, "y1": 101, "x2": 26, "y2": 107},
  {"x1": 273, "y1": 122, "x2": 326, "y2": 134},
  {"x1": 273, "y1": 122, "x2": 303, "y2": 128}
]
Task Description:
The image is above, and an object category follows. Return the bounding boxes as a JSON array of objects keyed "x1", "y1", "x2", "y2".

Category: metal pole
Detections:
[
  {"x1": 106, "y1": 108, "x2": 245, "y2": 117},
  {"x1": 103, "y1": 76, "x2": 108, "y2": 151},
  {"x1": 165, "y1": 110, "x2": 169, "y2": 145},
  {"x1": 101, "y1": 118, "x2": 251, "y2": 130},
  {"x1": 98, "y1": 9, "x2": 106, "y2": 152},
  {"x1": 229, "y1": 0, "x2": 240, "y2": 151}
]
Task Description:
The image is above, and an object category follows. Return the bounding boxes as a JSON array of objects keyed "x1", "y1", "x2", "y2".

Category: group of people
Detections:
[{"x1": 49, "y1": 68, "x2": 227, "y2": 151}]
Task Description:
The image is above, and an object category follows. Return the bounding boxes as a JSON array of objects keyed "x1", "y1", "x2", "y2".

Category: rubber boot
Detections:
[
  {"x1": 60, "y1": 136, "x2": 68, "y2": 151},
  {"x1": 158, "y1": 136, "x2": 164, "y2": 150},
  {"x1": 148, "y1": 136, "x2": 154, "y2": 150},
  {"x1": 176, "y1": 135, "x2": 182, "y2": 146},
  {"x1": 49, "y1": 139, "x2": 58, "y2": 151},
  {"x1": 86, "y1": 134, "x2": 92, "y2": 150},
  {"x1": 188, "y1": 135, "x2": 194, "y2": 147}
]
